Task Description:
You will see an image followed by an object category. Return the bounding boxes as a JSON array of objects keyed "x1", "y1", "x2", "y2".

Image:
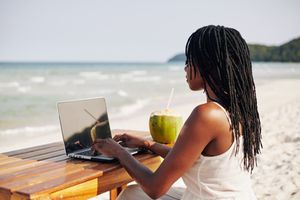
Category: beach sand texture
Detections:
[
  {"x1": 251, "y1": 79, "x2": 300, "y2": 200},
  {"x1": 90, "y1": 79, "x2": 300, "y2": 200}
]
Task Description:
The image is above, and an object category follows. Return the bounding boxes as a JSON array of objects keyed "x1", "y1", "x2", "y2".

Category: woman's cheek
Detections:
[{"x1": 189, "y1": 79, "x2": 204, "y2": 91}]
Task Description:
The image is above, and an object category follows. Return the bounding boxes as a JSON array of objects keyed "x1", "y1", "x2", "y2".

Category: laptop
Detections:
[{"x1": 57, "y1": 97, "x2": 139, "y2": 162}]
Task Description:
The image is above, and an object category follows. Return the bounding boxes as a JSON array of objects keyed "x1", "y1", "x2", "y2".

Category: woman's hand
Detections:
[
  {"x1": 92, "y1": 138, "x2": 124, "y2": 158},
  {"x1": 113, "y1": 133, "x2": 152, "y2": 150}
]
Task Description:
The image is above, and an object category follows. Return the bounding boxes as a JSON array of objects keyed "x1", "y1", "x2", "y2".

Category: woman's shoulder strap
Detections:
[{"x1": 211, "y1": 101, "x2": 231, "y2": 126}]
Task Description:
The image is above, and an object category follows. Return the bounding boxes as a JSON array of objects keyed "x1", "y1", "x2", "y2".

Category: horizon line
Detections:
[{"x1": 0, "y1": 60, "x2": 180, "y2": 64}]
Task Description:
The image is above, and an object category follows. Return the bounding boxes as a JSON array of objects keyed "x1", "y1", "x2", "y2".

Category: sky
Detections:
[{"x1": 0, "y1": 0, "x2": 300, "y2": 62}]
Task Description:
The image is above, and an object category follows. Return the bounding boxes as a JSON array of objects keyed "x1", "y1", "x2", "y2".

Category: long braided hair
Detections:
[{"x1": 185, "y1": 25, "x2": 262, "y2": 172}]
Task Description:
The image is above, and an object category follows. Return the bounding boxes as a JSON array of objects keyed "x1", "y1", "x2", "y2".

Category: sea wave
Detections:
[
  {"x1": 48, "y1": 80, "x2": 68, "y2": 86},
  {"x1": 0, "y1": 81, "x2": 20, "y2": 88},
  {"x1": 72, "y1": 79, "x2": 85, "y2": 85},
  {"x1": 0, "y1": 125, "x2": 60, "y2": 137},
  {"x1": 117, "y1": 90, "x2": 128, "y2": 97},
  {"x1": 84, "y1": 89, "x2": 114, "y2": 96},
  {"x1": 130, "y1": 70, "x2": 147, "y2": 75},
  {"x1": 79, "y1": 71, "x2": 110, "y2": 80},
  {"x1": 132, "y1": 76, "x2": 161, "y2": 82},
  {"x1": 17, "y1": 86, "x2": 32, "y2": 93},
  {"x1": 119, "y1": 70, "x2": 147, "y2": 80},
  {"x1": 168, "y1": 66, "x2": 182, "y2": 71},
  {"x1": 169, "y1": 79, "x2": 184, "y2": 84},
  {"x1": 0, "y1": 81, "x2": 32, "y2": 93},
  {"x1": 30, "y1": 76, "x2": 45, "y2": 83},
  {"x1": 112, "y1": 99, "x2": 150, "y2": 118}
]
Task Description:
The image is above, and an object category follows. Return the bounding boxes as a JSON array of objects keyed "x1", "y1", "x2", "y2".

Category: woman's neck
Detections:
[{"x1": 204, "y1": 84, "x2": 219, "y2": 103}]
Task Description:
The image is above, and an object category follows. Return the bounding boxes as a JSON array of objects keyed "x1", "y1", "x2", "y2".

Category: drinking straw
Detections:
[{"x1": 166, "y1": 88, "x2": 174, "y2": 110}]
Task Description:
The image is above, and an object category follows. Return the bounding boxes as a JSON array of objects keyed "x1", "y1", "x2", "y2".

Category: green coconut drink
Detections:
[{"x1": 149, "y1": 109, "x2": 183, "y2": 144}]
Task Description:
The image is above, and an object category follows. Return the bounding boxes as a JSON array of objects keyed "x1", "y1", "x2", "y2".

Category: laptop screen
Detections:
[{"x1": 57, "y1": 98, "x2": 112, "y2": 154}]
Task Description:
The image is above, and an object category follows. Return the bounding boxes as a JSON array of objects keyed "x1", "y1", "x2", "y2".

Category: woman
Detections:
[{"x1": 92, "y1": 25, "x2": 262, "y2": 199}]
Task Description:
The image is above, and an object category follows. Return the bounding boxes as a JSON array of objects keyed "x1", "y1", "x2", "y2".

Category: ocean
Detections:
[{"x1": 1, "y1": 62, "x2": 300, "y2": 152}]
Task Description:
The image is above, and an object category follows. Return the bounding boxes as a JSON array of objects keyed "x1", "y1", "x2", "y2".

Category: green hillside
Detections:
[{"x1": 168, "y1": 37, "x2": 300, "y2": 62}]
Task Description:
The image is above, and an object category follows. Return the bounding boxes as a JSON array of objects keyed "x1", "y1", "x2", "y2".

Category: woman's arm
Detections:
[
  {"x1": 113, "y1": 133, "x2": 171, "y2": 158},
  {"x1": 144, "y1": 140, "x2": 171, "y2": 158},
  {"x1": 93, "y1": 104, "x2": 221, "y2": 199}
]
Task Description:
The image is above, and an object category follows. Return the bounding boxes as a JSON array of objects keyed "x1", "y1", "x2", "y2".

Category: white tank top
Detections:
[{"x1": 181, "y1": 102, "x2": 257, "y2": 200}]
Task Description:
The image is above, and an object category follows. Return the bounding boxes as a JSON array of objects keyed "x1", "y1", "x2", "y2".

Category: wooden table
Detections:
[{"x1": 0, "y1": 129, "x2": 162, "y2": 200}]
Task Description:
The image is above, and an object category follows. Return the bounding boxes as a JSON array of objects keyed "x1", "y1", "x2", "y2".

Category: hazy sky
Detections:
[{"x1": 1, "y1": 0, "x2": 300, "y2": 62}]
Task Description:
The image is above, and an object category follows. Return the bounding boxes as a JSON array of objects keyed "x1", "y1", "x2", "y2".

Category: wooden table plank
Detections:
[
  {"x1": 0, "y1": 150, "x2": 66, "y2": 171},
  {"x1": 0, "y1": 155, "x2": 8, "y2": 159},
  {"x1": 0, "y1": 159, "x2": 36, "y2": 171},
  {"x1": 0, "y1": 189, "x2": 10, "y2": 200},
  {"x1": 25, "y1": 150, "x2": 66, "y2": 161},
  {"x1": 0, "y1": 161, "x2": 42, "y2": 176},
  {"x1": 0, "y1": 156, "x2": 69, "y2": 177},
  {"x1": 0, "y1": 160, "x2": 69, "y2": 185},
  {"x1": 45, "y1": 155, "x2": 69, "y2": 162},
  {"x1": 1, "y1": 142, "x2": 63, "y2": 157},
  {"x1": 0, "y1": 129, "x2": 162, "y2": 200},
  {"x1": 14, "y1": 168, "x2": 103, "y2": 199},
  {"x1": 14, "y1": 146, "x2": 64, "y2": 159},
  {"x1": 49, "y1": 178, "x2": 98, "y2": 200},
  {"x1": 0, "y1": 157, "x2": 21, "y2": 165},
  {"x1": 8, "y1": 153, "x2": 160, "y2": 199},
  {"x1": 1, "y1": 162, "x2": 99, "y2": 192}
]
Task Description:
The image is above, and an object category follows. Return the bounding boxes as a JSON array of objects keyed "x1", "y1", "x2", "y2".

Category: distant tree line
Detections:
[
  {"x1": 168, "y1": 37, "x2": 300, "y2": 62},
  {"x1": 248, "y1": 37, "x2": 300, "y2": 62}
]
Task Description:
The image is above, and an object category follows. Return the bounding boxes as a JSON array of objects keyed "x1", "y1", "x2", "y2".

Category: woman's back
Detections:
[{"x1": 181, "y1": 102, "x2": 256, "y2": 200}]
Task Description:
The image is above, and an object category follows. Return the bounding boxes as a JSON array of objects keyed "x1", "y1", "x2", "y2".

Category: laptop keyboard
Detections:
[
  {"x1": 77, "y1": 149, "x2": 100, "y2": 156},
  {"x1": 76, "y1": 147, "x2": 138, "y2": 157}
]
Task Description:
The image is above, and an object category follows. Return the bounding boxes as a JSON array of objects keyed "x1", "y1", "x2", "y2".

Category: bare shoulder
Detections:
[
  {"x1": 191, "y1": 102, "x2": 228, "y2": 122},
  {"x1": 187, "y1": 102, "x2": 231, "y2": 136}
]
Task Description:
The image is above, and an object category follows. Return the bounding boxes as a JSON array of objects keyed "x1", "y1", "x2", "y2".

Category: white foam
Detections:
[
  {"x1": 168, "y1": 66, "x2": 182, "y2": 71},
  {"x1": 117, "y1": 90, "x2": 128, "y2": 97},
  {"x1": 0, "y1": 81, "x2": 31, "y2": 93},
  {"x1": 72, "y1": 79, "x2": 85, "y2": 85},
  {"x1": 132, "y1": 76, "x2": 161, "y2": 82},
  {"x1": 79, "y1": 71, "x2": 110, "y2": 80},
  {"x1": 169, "y1": 79, "x2": 183, "y2": 84},
  {"x1": 17, "y1": 86, "x2": 31, "y2": 93},
  {"x1": 113, "y1": 99, "x2": 150, "y2": 118},
  {"x1": 48, "y1": 80, "x2": 68, "y2": 86},
  {"x1": 99, "y1": 89, "x2": 114, "y2": 94},
  {"x1": 130, "y1": 70, "x2": 147, "y2": 75},
  {"x1": 0, "y1": 125, "x2": 59, "y2": 137},
  {"x1": 30, "y1": 76, "x2": 45, "y2": 83},
  {"x1": 119, "y1": 70, "x2": 148, "y2": 80},
  {"x1": 0, "y1": 81, "x2": 20, "y2": 88}
]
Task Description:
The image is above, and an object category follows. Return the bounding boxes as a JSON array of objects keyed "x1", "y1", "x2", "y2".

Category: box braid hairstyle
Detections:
[{"x1": 185, "y1": 25, "x2": 262, "y2": 172}]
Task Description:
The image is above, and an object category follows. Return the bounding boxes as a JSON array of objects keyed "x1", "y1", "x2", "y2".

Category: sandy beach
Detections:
[
  {"x1": 1, "y1": 78, "x2": 300, "y2": 199},
  {"x1": 251, "y1": 79, "x2": 300, "y2": 200}
]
